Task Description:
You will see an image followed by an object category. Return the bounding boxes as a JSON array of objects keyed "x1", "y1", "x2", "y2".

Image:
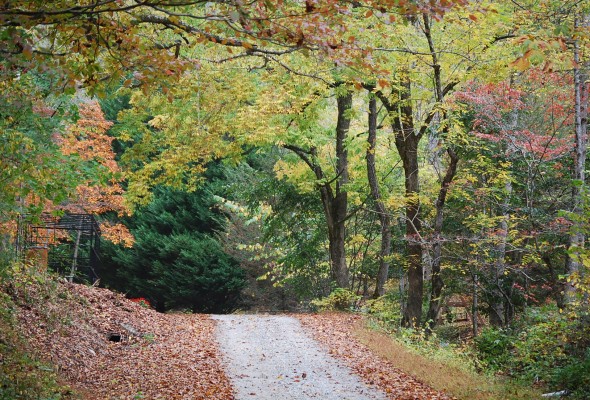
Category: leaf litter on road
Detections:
[{"x1": 297, "y1": 313, "x2": 454, "y2": 400}]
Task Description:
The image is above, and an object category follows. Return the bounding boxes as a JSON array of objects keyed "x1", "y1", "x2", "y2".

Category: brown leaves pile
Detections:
[
  {"x1": 297, "y1": 313, "x2": 452, "y2": 400},
  {"x1": 14, "y1": 282, "x2": 233, "y2": 399}
]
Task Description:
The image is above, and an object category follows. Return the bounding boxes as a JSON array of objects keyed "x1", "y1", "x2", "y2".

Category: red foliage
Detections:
[
  {"x1": 455, "y1": 69, "x2": 573, "y2": 162},
  {"x1": 129, "y1": 297, "x2": 152, "y2": 308}
]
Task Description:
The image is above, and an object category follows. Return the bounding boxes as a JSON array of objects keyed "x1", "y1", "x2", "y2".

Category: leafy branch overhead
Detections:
[
  {"x1": 1, "y1": 1, "x2": 590, "y2": 398},
  {"x1": 0, "y1": 0, "x2": 474, "y2": 91}
]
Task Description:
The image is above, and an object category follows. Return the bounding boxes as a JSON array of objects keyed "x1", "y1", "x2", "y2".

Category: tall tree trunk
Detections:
[
  {"x1": 367, "y1": 95, "x2": 392, "y2": 298},
  {"x1": 375, "y1": 75, "x2": 424, "y2": 327},
  {"x1": 426, "y1": 148, "x2": 458, "y2": 330},
  {"x1": 284, "y1": 87, "x2": 352, "y2": 289},
  {"x1": 371, "y1": 14, "x2": 460, "y2": 325},
  {"x1": 401, "y1": 139, "x2": 423, "y2": 327},
  {"x1": 565, "y1": 14, "x2": 588, "y2": 304},
  {"x1": 329, "y1": 90, "x2": 352, "y2": 288},
  {"x1": 393, "y1": 77, "x2": 424, "y2": 327},
  {"x1": 421, "y1": 13, "x2": 460, "y2": 328}
]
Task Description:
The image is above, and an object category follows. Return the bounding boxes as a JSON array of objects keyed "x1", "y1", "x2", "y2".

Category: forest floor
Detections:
[{"x1": 12, "y1": 282, "x2": 454, "y2": 399}]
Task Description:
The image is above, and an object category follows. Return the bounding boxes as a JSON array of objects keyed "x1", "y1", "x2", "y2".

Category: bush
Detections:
[
  {"x1": 474, "y1": 327, "x2": 513, "y2": 370},
  {"x1": 552, "y1": 350, "x2": 590, "y2": 399},
  {"x1": 364, "y1": 290, "x2": 401, "y2": 327},
  {"x1": 310, "y1": 288, "x2": 360, "y2": 311},
  {"x1": 511, "y1": 317, "x2": 569, "y2": 382},
  {"x1": 473, "y1": 305, "x2": 590, "y2": 393}
]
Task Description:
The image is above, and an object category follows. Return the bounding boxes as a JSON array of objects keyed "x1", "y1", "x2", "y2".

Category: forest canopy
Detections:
[{"x1": 1, "y1": 0, "x2": 590, "y2": 397}]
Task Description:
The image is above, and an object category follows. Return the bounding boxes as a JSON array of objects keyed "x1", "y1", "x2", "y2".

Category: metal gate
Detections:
[{"x1": 17, "y1": 213, "x2": 101, "y2": 283}]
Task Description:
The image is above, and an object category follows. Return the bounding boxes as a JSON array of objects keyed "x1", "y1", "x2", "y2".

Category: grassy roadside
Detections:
[{"x1": 353, "y1": 319, "x2": 542, "y2": 400}]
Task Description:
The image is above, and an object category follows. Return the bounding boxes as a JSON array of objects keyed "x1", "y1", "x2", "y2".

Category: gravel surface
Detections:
[{"x1": 212, "y1": 314, "x2": 388, "y2": 400}]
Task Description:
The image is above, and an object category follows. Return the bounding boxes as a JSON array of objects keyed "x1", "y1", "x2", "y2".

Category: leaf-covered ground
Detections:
[
  {"x1": 297, "y1": 313, "x2": 454, "y2": 400},
  {"x1": 14, "y1": 282, "x2": 233, "y2": 399},
  {"x1": 13, "y1": 282, "x2": 453, "y2": 399}
]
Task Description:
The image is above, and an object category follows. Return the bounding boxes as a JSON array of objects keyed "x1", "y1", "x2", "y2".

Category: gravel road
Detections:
[{"x1": 212, "y1": 314, "x2": 388, "y2": 400}]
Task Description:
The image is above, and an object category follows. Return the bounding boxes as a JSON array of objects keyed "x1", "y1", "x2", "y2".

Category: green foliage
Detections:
[
  {"x1": 219, "y1": 152, "x2": 333, "y2": 301},
  {"x1": 365, "y1": 313, "x2": 479, "y2": 376},
  {"x1": 310, "y1": 288, "x2": 360, "y2": 311},
  {"x1": 552, "y1": 350, "x2": 590, "y2": 399},
  {"x1": 0, "y1": 72, "x2": 79, "y2": 219},
  {"x1": 511, "y1": 317, "x2": 568, "y2": 382},
  {"x1": 0, "y1": 349, "x2": 70, "y2": 400},
  {"x1": 474, "y1": 328, "x2": 513, "y2": 370},
  {"x1": 101, "y1": 183, "x2": 245, "y2": 313},
  {"x1": 364, "y1": 284, "x2": 402, "y2": 326},
  {"x1": 473, "y1": 305, "x2": 590, "y2": 394}
]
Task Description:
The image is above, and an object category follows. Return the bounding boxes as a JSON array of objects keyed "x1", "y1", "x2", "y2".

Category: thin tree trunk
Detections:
[
  {"x1": 367, "y1": 95, "x2": 392, "y2": 298},
  {"x1": 565, "y1": 14, "x2": 588, "y2": 304},
  {"x1": 426, "y1": 148, "x2": 458, "y2": 329},
  {"x1": 490, "y1": 180, "x2": 512, "y2": 326},
  {"x1": 472, "y1": 272, "x2": 479, "y2": 337},
  {"x1": 420, "y1": 13, "x2": 460, "y2": 328}
]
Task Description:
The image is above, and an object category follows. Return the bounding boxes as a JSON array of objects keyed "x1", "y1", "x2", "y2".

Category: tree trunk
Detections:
[
  {"x1": 565, "y1": 14, "x2": 588, "y2": 304},
  {"x1": 328, "y1": 90, "x2": 352, "y2": 288},
  {"x1": 472, "y1": 271, "x2": 479, "y2": 337},
  {"x1": 489, "y1": 180, "x2": 512, "y2": 326},
  {"x1": 375, "y1": 76, "x2": 424, "y2": 327},
  {"x1": 367, "y1": 95, "x2": 392, "y2": 298},
  {"x1": 419, "y1": 13, "x2": 460, "y2": 328},
  {"x1": 426, "y1": 148, "x2": 458, "y2": 330},
  {"x1": 328, "y1": 217, "x2": 349, "y2": 288},
  {"x1": 395, "y1": 77, "x2": 423, "y2": 327},
  {"x1": 284, "y1": 87, "x2": 352, "y2": 289}
]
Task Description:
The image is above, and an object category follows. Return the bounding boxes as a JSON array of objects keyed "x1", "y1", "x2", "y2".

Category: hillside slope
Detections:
[{"x1": 3, "y1": 276, "x2": 233, "y2": 399}]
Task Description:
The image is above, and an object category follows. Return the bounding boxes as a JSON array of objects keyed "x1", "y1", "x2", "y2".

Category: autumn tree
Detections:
[
  {"x1": 57, "y1": 101, "x2": 133, "y2": 247},
  {"x1": 0, "y1": 73, "x2": 77, "y2": 222},
  {"x1": 282, "y1": 84, "x2": 354, "y2": 288},
  {"x1": 362, "y1": 1, "x2": 515, "y2": 326},
  {"x1": 366, "y1": 94, "x2": 393, "y2": 298},
  {"x1": 499, "y1": 0, "x2": 590, "y2": 305}
]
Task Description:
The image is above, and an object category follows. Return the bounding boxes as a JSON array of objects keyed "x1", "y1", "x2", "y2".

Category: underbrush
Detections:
[
  {"x1": 0, "y1": 259, "x2": 76, "y2": 399},
  {"x1": 362, "y1": 295, "x2": 542, "y2": 399},
  {"x1": 310, "y1": 288, "x2": 361, "y2": 311},
  {"x1": 475, "y1": 305, "x2": 590, "y2": 399}
]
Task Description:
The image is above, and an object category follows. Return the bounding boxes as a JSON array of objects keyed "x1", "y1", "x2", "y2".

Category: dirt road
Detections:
[{"x1": 212, "y1": 314, "x2": 387, "y2": 400}]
